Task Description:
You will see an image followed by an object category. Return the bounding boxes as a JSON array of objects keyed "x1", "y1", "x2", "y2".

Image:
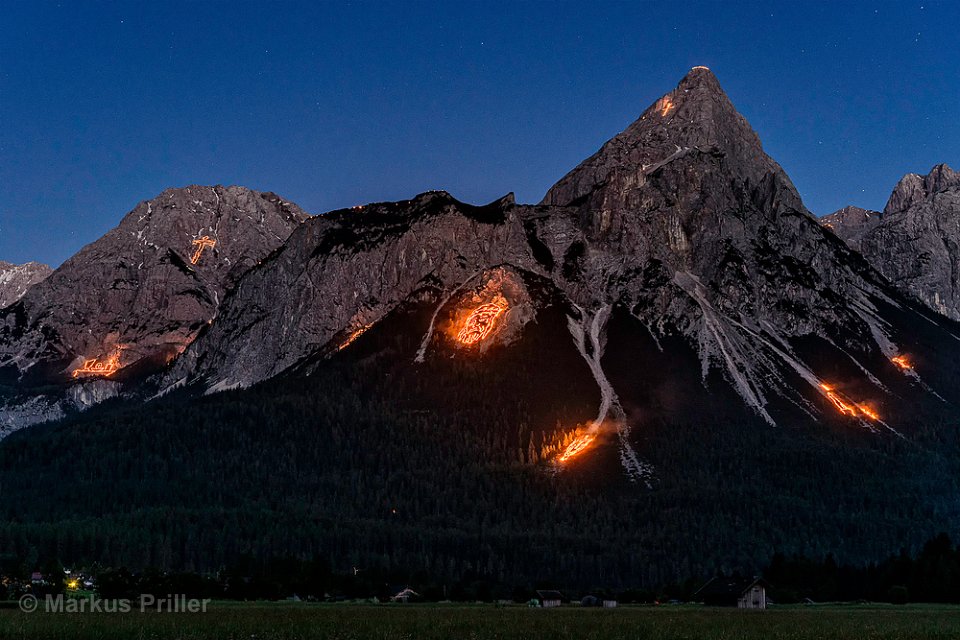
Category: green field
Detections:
[{"x1": 2, "y1": 603, "x2": 960, "y2": 640}]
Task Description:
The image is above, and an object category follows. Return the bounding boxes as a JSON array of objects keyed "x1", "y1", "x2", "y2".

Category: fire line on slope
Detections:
[
  {"x1": 190, "y1": 236, "x2": 217, "y2": 265},
  {"x1": 562, "y1": 305, "x2": 654, "y2": 485},
  {"x1": 819, "y1": 383, "x2": 879, "y2": 421},
  {"x1": 337, "y1": 325, "x2": 371, "y2": 352},
  {"x1": 891, "y1": 355, "x2": 912, "y2": 371},
  {"x1": 73, "y1": 347, "x2": 124, "y2": 378},
  {"x1": 558, "y1": 431, "x2": 597, "y2": 464}
]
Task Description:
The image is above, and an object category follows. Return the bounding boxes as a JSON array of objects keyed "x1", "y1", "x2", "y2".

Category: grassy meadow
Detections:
[{"x1": 1, "y1": 602, "x2": 959, "y2": 640}]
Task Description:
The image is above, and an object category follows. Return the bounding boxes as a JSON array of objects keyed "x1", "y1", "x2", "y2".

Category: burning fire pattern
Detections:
[
  {"x1": 73, "y1": 348, "x2": 124, "y2": 378},
  {"x1": 456, "y1": 297, "x2": 508, "y2": 346},
  {"x1": 819, "y1": 383, "x2": 879, "y2": 421},
  {"x1": 337, "y1": 325, "x2": 370, "y2": 352},
  {"x1": 891, "y1": 355, "x2": 912, "y2": 371},
  {"x1": 658, "y1": 96, "x2": 675, "y2": 117},
  {"x1": 558, "y1": 432, "x2": 597, "y2": 464},
  {"x1": 190, "y1": 236, "x2": 217, "y2": 265}
]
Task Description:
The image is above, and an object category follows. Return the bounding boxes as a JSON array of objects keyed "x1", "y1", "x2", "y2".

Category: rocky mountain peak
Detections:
[
  {"x1": 161, "y1": 66, "x2": 936, "y2": 452},
  {"x1": 5, "y1": 67, "x2": 959, "y2": 489},
  {"x1": 820, "y1": 205, "x2": 883, "y2": 250},
  {"x1": 823, "y1": 205, "x2": 881, "y2": 224},
  {"x1": 925, "y1": 163, "x2": 959, "y2": 194},
  {"x1": 0, "y1": 185, "x2": 308, "y2": 385},
  {"x1": 826, "y1": 163, "x2": 960, "y2": 321},
  {"x1": 884, "y1": 164, "x2": 959, "y2": 215},
  {"x1": 540, "y1": 66, "x2": 805, "y2": 222}
]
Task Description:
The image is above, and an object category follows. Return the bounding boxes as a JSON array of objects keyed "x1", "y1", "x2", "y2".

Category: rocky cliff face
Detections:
[
  {"x1": 7, "y1": 69, "x2": 960, "y2": 471},
  {"x1": 826, "y1": 165, "x2": 960, "y2": 320},
  {"x1": 0, "y1": 185, "x2": 307, "y2": 384},
  {"x1": 165, "y1": 191, "x2": 540, "y2": 392},
  {"x1": 0, "y1": 261, "x2": 51, "y2": 309},
  {"x1": 165, "y1": 68, "x2": 957, "y2": 482}
]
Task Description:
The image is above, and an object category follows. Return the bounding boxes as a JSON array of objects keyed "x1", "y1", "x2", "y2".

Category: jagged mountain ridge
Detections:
[
  {"x1": 3, "y1": 68, "x2": 959, "y2": 463},
  {"x1": 0, "y1": 261, "x2": 51, "y2": 309},
  {"x1": 3, "y1": 68, "x2": 960, "y2": 584},
  {"x1": 163, "y1": 67, "x2": 960, "y2": 474},
  {"x1": 825, "y1": 164, "x2": 960, "y2": 321},
  {"x1": 820, "y1": 205, "x2": 883, "y2": 250},
  {"x1": 0, "y1": 185, "x2": 307, "y2": 384},
  {"x1": 0, "y1": 186, "x2": 307, "y2": 434}
]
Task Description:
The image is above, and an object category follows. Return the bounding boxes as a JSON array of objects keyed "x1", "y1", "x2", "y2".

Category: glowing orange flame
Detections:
[
  {"x1": 891, "y1": 355, "x2": 912, "y2": 370},
  {"x1": 73, "y1": 348, "x2": 123, "y2": 378},
  {"x1": 337, "y1": 325, "x2": 370, "y2": 351},
  {"x1": 190, "y1": 236, "x2": 217, "y2": 265},
  {"x1": 819, "y1": 383, "x2": 879, "y2": 421},
  {"x1": 657, "y1": 96, "x2": 675, "y2": 117},
  {"x1": 558, "y1": 432, "x2": 596, "y2": 464},
  {"x1": 456, "y1": 298, "x2": 507, "y2": 346},
  {"x1": 858, "y1": 404, "x2": 880, "y2": 421}
]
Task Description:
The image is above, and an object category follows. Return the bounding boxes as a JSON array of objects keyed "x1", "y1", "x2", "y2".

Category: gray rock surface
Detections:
[
  {"x1": 165, "y1": 191, "x2": 538, "y2": 392},
  {"x1": 820, "y1": 206, "x2": 883, "y2": 250},
  {"x1": 0, "y1": 261, "x2": 51, "y2": 309},
  {"x1": 6, "y1": 68, "x2": 953, "y2": 452},
  {"x1": 827, "y1": 164, "x2": 960, "y2": 320},
  {"x1": 0, "y1": 185, "x2": 307, "y2": 381},
  {"x1": 168, "y1": 68, "x2": 919, "y2": 436}
]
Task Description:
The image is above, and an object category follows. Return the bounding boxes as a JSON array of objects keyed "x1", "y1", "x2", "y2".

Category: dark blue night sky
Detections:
[{"x1": 2, "y1": 1, "x2": 957, "y2": 266}]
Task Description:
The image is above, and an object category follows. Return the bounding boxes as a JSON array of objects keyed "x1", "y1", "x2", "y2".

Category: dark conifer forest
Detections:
[{"x1": 1, "y1": 308, "x2": 958, "y2": 592}]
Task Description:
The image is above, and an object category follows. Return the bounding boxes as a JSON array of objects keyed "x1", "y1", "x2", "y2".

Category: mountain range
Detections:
[
  {"x1": 1, "y1": 68, "x2": 959, "y2": 586},
  {"x1": 824, "y1": 164, "x2": 960, "y2": 321}
]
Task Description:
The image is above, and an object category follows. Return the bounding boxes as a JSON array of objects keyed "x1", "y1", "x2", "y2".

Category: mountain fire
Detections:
[
  {"x1": 337, "y1": 325, "x2": 370, "y2": 352},
  {"x1": 456, "y1": 296, "x2": 508, "y2": 346},
  {"x1": 73, "y1": 348, "x2": 123, "y2": 378},
  {"x1": 891, "y1": 355, "x2": 912, "y2": 370},
  {"x1": 819, "y1": 383, "x2": 879, "y2": 421},
  {"x1": 190, "y1": 236, "x2": 217, "y2": 264},
  {"x1": 558, "y1": 432, "x2": 597, "y2": 464},
  {"x1": 658, "y1": 96, "x2": 675, "y2": 117}
]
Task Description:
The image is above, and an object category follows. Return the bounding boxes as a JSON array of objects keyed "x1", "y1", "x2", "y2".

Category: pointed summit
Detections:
[
  {"x1": 837, "y1": 163, "x2": 960, "y2": 320},
  {"x1": 0, "y1": 185, "x2": 308, "y2": 385},
  {"x1": 541, "y1": 67, "x2": 804, "y2": 218},
  {"x1": 820, "y1": 205, "x2": 882, "y2": 250},
  {"x1": 884, "y1": 164, "x2": 959, "y2": 215}
]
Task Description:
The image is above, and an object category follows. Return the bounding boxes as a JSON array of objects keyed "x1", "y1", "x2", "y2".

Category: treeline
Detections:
[
  {"x1": 765, "y1": 532, "x2": 960, "y2": 604},
  {"x1": 0, "y1": 311, "x2": 959, "y2": 590},
  {"x1": 3, "y1": 533, "x2": 960, "y2": 604}
]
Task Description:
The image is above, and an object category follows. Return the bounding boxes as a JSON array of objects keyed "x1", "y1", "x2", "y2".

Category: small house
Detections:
[
  {"x1": 536, "y1": 590, "x2": 564, "y2": 608},
  {"x1": 695, "y1": 576, "x2": 770, "y2": 610}
]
